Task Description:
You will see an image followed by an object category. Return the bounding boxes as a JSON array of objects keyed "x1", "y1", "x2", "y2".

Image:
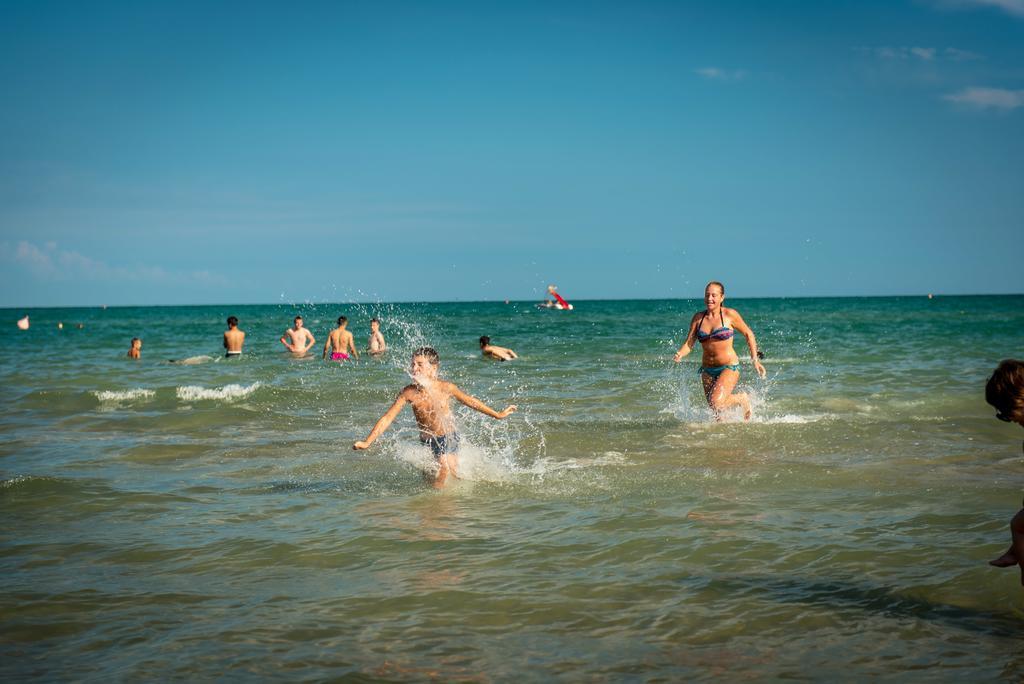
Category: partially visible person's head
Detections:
[
  {"x1": 411, "y1": 347, "x2": 440, "y2": 378},
  {"x1": 337, "y1": 316, "x2": 348, "y2": 326},
  {"x1": 986, "y1": 359, "x2": 1024, "y2": 427},
  {"x1": 479, "y1": 336, "x2": 490, "y2": 347},
  {"x1": 227, "y1": 316, "x2": 238, "y2": 327},
  {"x1": 370, "y1": 318, "x2": 380, "y2": 330},
  {"x1": 130, "y1": 337, "x2": 141, "y2": 348}
]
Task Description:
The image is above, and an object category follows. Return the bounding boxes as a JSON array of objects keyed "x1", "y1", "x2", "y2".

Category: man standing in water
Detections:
[
  {"x1": 353, "y1": 347, "x2": 517, "y2": 488},
  {"x1": 368, "y1": 318, "x2": 387, "y2": 356},
  {"x1": 127, "y1": 338, "x2": 142, "y2": 359},
  {"x1": 323, "y1": 316, "x2": 359, "y2": 362},
  {"x1": 224, "y1": 316, "x2": 245, "y2": 358},
  {"x1": 280, "y1": 315, "x2": 315, "y2": 356}
]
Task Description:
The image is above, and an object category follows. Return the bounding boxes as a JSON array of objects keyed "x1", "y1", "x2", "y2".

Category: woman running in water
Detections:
[{"x1": 673, "y1": 281, "x2": 766, "y2": 421}]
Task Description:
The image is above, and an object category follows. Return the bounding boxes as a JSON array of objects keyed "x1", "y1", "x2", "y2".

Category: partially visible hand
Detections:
[
  {"x1": 353, "y1": 440, "x2": 369, "y2": 450},
  {"x1": 497, "y1": 405, "x2": 518, "y2": 419},
  {"x1": 754, "y1": 361, "x2": 766, "y2": 379}
]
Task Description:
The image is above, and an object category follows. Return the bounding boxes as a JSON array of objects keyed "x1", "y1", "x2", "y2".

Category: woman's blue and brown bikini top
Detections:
[{"x1": 696, "y1": 309, "x2": 734, "y2": 344}]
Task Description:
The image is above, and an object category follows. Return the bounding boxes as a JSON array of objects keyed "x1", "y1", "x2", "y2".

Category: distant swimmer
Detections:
[
  {"x1": 17, "y1": 315, "x2": 29, "y2": 330},
  {"x1": 546, "y1": 284, "x2": 573, "y2": 310},
  {"x1": 985, "y1": 359, "x2": 1024, "y2": 585},
  {"x1": 480, "y1": 335, "x2": 518, "y2": 361},
  {"x1": 324, "y1": 316, "x2": 359, "y2": 362},
  {"x1": 368, "y1": 318, "x2": 387, "y2": 356},
  {"x1": 353, "y1": 347, "x2": 517, "y2": 488},
  {"x1": 224, "y1": 316, "x2": 245, "y2": 358},
  {"x1": 280, "y1": 315, "x2": 315, "y2": 356},
  {"x1": 127, "y1": 337, "x2": 142, "y2": 359},
  {"x1": 673, "y1": 281, "x2": 766, "y2": 422}
]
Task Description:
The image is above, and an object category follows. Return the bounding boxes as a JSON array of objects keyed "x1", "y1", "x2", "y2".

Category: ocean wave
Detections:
[
  {"x1": 176, "y1": 382, "x2": 261, "y2": 402},
  {"x1": 94, "y1": 388, "x2": 156, "y2": 403}
]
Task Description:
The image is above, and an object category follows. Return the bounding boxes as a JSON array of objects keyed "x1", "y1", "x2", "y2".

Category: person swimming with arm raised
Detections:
[
  {"x1": 353, "y1": 347, "x2": 517, "y2": 488},
  {"x1": 224, "y1": 316, "x2": 245, "y2": 358},
  {"x1": 480, "y1": 335, "x2": 518, "y2": 361},
  {"x1": 280, "y1": 315, "x2": 315, "y2": 356},
  {"x1": 324, "y1": 316, "x2": 359, "y2": 362},
  {"x1": 673, "y1": 280, "x2": 766, "y2": 421}
]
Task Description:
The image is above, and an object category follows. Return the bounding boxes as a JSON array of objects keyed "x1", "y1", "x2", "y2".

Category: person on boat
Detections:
[
  {"x1": 672, "y1": 281, "x2": 766, "y2": 421},
  {"x1": 546, "y1": 285, "x2": 573, "y2": 310}
]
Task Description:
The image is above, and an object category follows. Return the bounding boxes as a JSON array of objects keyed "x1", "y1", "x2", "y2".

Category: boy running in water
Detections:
[{"x1": 353, "y1": 347, "x2": 516, "y2": 488}]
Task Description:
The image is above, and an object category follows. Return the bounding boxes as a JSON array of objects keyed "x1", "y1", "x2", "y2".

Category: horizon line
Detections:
[{"x1": 3, "y1": 291, "x2": 1022, "y2": 311}]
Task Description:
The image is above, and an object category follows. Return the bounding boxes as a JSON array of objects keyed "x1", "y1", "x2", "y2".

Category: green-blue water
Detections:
[{"x1": 2, "y1": 296, "x2": 1023, "y2": 680}]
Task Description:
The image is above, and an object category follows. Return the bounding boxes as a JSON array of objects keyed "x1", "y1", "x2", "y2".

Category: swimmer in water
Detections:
[
  {"x1": 127, "y1": 337, "x2": 142, "y2": 359},
  {"x1": 368, "y1": 318, "x2": 387, "y2": 356},
  {"x1": 280, "y1": 315, "x2": 315, "y2": 356},
  {"x1": 353, "y1": 347, "x2": 517, "y2": 488},
  {"x1": 223, "y1": 316, "x2": 245, "y2": 358},
  {"x1": 673, "y1": 281, "x2": 766, "y2": 421},
  {"x1": 985, "y1": 359, "x2": 1024, "y2": 586},
  {"x1": 479, "y1": 335, "x2": 518, "y2": 361},
  {"x1": 324, "y1": 316, "x2": 359, "y2": 362}
]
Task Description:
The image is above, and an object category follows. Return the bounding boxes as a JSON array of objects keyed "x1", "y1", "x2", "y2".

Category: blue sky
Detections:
[{"x1": 1, "y1": 0, "x2": 1022, "y2": 307}]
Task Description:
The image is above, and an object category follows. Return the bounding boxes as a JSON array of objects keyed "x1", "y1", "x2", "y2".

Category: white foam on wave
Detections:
[
  {"x1": 750, "y1": 413, "x2": 832, "y2": 424},
  {"x1": 94, "y1": 388, "x2": 156, "y2": 403},
  {"x1": 172, "y1": 355, "x2": 216, "y2": 365},
  {"x1": 176, "y1": 382, "x2": 261, "y2": 402}
]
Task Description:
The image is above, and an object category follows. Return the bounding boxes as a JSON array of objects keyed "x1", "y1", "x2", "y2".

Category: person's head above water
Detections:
[
  {"x1": 227, "y1": 316, "x2": 238, "y2": 327},
  {"x1": 294, "y1": 315, "x2": 303, "y2": 328},
  {"x1": 986, "y1": 359, "x2": 1024, "y2": 427},
  {"x1": 704, "y1": 281, "x2": 725, "y2": 310},
  {"x1": 337, "y1": 316, "x2": 348, "y2": 327},
  {"x1": 411, "y1": 346, "x2": 440, "y2": 379},
  {"x1": 370, "y1": 318, "x2": 380, "y2": 329},
  {"x1": 479, "y1": 336, "x2": 490, "y2": 347}
]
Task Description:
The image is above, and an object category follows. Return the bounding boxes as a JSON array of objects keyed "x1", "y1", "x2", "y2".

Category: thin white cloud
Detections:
[
  {"x1": 858, "y1": 46, "x2": 980, "y2": 61},
  {"x1": 943, "y1": 86, "x2": 1024, "y2": 110},
  {"x1": 1, "y1": 240, "x2": 228, "y2": 286},
  {"x1": 943, "y1": 47, "x2": 983, "y2": 61},
  {"x1": 927, "y1": 0, "x2": 1024, "y2": 18},
  {"x1": 694, "y1": 67, "x2": 747, "y2": 81}
]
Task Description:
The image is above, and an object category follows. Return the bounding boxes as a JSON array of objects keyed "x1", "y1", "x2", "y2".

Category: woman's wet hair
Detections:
[
  {"x1": 227, "y1": 316, "x2": 238, "y2": 326},
  {"x1": 479, "y1": 336, "x2": 490, "y2": 346},
  {"x1": 706, "y1": 281, "x2": 725, "y2": 295},
  {"x1": 413, "y1": 346, "x2": 440, "y2": 365},
  {"x1": 986, "y1": 359, "x2": 1024, "y2": 423},
  {"x1": 337, "y1": 316, "x2": 347, "y2": 325}
]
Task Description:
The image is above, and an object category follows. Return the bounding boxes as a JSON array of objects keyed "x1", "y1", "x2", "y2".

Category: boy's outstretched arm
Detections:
[
  {"x1": 450, "y1": 385, "x2": 517, "y2": 419},
  {"x1": 353, "y1": 392, "x2": 409, "y2": 449}
]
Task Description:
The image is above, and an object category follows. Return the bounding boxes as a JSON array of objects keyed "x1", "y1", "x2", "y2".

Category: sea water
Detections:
[{"x1": 1, "y1": 296, "x2": 1023, "y2": 680}]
